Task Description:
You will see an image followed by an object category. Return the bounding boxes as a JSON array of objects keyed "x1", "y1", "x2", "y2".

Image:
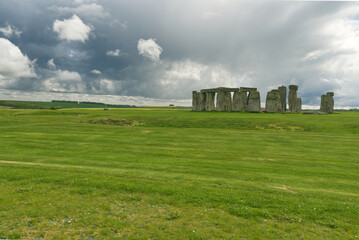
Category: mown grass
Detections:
[{"x1": 0, "y1": 108, "x2": 358, "y2": 239}]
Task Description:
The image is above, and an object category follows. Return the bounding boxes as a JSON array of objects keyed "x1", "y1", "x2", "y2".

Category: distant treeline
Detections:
[
  {"x1": 52, "y1": 100, "x2": 136, "y2": 108},
  {"x1": 51, "y1": 100, "x2": 79, "y2": 103},
  {"x1": 0, "y1": 100, "x2": 49, "y2": 109}
]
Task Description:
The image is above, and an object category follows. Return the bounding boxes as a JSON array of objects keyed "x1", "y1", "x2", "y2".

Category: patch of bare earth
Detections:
[{"x1": 82, "y1": 118, "x2": 140, "y2": 126}]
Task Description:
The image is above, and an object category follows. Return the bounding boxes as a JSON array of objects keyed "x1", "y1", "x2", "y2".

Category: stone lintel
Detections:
[
  {"x1": 289, "y1": 85, "x2": 298, "y2": 90},
  {"x1": 327, "y1": 92, "x2": 334, "y2": 96},
  {"x1": 239, "y1": 87, "x2": 257, "y2": 92},
  {"x1": 200, "y1": 87, "x2": 239, "y2": 93}
]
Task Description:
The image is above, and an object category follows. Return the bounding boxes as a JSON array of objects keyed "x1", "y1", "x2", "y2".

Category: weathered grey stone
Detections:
[
  {"x1": 278, "y1": 86, "x2": 287, "y2": 112},
  {"x1": 327, "y1": 92, "x2": 334, "y2": 113},
  {"x1": 216, "y1": 91, "x2": 232, "y2": 111},
  {"x1": 247, "y1": 91, "x2": 261, "y2": 112},
  {"x1": 239, "y1": 87, "x2": 257, "y2": 92},
  {"x1": 320, "y1": 94, "x2": 328, "y2": 113},
  {"x1": 198, "y1": 92, "x2": 206, "y2": 111},
  {"x1": 232, "y1": 91, "x2": 247, "y2": 111},
  {"x1": 288, "y1": 85, "x2": 298, "y2": 112},
  {"x1": 320, "y1": 92, "x2": 334, "y2": 113},
  {"x1": 192, "y1": 91, "x2": 199, "y2": 111},
  {"x1": 201, "y1": 87, "x2": 239, "y2": 93},
  {"x1": 224, "y1": 92, "x2": 232, "y2": 111},
  {"x1": 216, "y1": 91, "x2": 225, "y2": 111},
  {"x1": 265, "y1": 90, "x2": 282, "y2": 113},
  {"x1": 205, "y1": 92, "x2": 215, "y2": 111},
  {"x1": 296, "y1": 98, "x2": 302, "y2": 112}
]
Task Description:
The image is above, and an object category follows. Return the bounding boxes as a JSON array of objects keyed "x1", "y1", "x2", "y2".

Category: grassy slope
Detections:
[{"x1": 0, "y1": 109, "x2": 358, "y2": 239}]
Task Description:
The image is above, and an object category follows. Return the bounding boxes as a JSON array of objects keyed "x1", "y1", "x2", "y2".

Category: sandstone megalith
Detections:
[
  {"x1": 198, "y1": 92, "x2": 206, "y2": 111},
  {"x1": 288, "y1": 85, "x2": 298, "y2": 112},
  {"x1": 265, "y1": 89, "x2": 282, "y2": 113},
  {"x1": 205, "y1": 92, "x2": 215, "y2": 111},
  {"x1": 192, "y1": 91, "x2": 199, "y2": 111},
  {"x1": 278, "y1": 86, "x2": 287, "y2": 112},
  {"x1": 247, "y1": 91, "x2": 261, "y2": 112},
  {"x1": 232, "y1": 91, "x2": 247, "y2": 111},
  {"x1": 296, "y1": 98, "x2": 302, "y2": 113},
  {"x1": 320, "y1": 92, "x2": 334, "y2": 113}
]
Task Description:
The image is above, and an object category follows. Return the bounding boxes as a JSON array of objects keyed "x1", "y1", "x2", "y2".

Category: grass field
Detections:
[{"x1": 0, "y1": 108, "x2": 358, "y2": 239}]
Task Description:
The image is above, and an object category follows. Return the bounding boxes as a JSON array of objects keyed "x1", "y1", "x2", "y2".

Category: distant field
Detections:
[
  {"x1": 0, "y1": 100, "x2": 191, "y2": 110},
  {"x1": 0, "y1": 108, "x2": 358, "y2": 239},
  {"x1": 0, "y1": 100, "x2": 137, "y2": 109}
]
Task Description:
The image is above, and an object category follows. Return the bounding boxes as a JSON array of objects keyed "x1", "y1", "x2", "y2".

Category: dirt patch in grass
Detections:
[
  {"x1": 62, "y1": 114, "x2": 85, "y2": 117},
  {"x1": 256, "y1": 124, "x2": 304, "y2": 131},
  {"x1": 82, "y1": 118, "x2": 140, "y2": 126}
]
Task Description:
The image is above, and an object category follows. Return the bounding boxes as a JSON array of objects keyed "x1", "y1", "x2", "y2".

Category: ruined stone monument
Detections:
[
  {"x1": 288, "y1": 85, "x2": 298, "y2": 112},
  {"x1": 320, "y1": 92, "x2": 334, "y2": 113},
  {"x1": 192, "y1": 84, "x2": 328, "y2": 114},
  {"x1": 278, "y1": 86, "x2": 287, "y2": 112},
  {"x1": 193, "y1": 86, "x2": 260, "y2": 112},
  {"x1": 265, "y1": 89, "x2": 282, "y2": 113},
  {"x1": 296, "y1": 98, "x2": 302, "y2": 112},
  {"x1": 200, "y1": 87, "x2": 239, "y2": 112}
]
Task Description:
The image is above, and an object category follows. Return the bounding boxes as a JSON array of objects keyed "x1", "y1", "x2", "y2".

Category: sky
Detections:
[{"x1": 0, "y1": 0, "x2": 359, "y2": 108}]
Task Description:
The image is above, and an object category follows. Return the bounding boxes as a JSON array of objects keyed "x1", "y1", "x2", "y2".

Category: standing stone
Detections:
[
  {"x1": 232, "y1": 91, "x2": 247, "y2": 111},
  {"x1": 205, "y1": 92, "x2": 215, "y2": 111},
  {"x1": 320, "y1": 94, "x2": 328, "y2": 113},
  {"x1": 266, "y1": 90, "x2": 282, "y2": 113},
  {"x1": 239, "y1": 91, "x2": 248, "y2": 111},
  {"x1": 320, "y1": 92, "x2": 334, "y2": 113},
  {"x1": 198, "y1": 92, "x2": 206, "y2": 111},
  {"x1": 192, "y1": 91, "x2": 199, "y2": 111},
  {"x1": 247, "y1": 91, "x2": 261, "y2": 112},
  {"x1": 278, "y1": 86, "x2": 287, "y2": 112},
  {"x1": 232, "y1": 91, "x2": 241, "y2": 112},
  {"x1": 296, "y1": 98, "x2": 302, "y2": 113},
  {"x1": 288, "y1": 85, "x2": 298, "y2": 112},
  {"x1": 223, "y1": 92, "x2": 232, "y2": 111},
  {"x1": 216, "y1": 91, "x2": 225, "y2": 111},
  {"x1": 327, "y1": 92, "x2": 334, "y2": 113},
  {"x1": 216, "y1": 91, "x2": 232, "y2": 111}
]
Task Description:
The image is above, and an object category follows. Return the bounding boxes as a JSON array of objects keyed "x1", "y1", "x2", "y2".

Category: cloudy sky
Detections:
[{"x1": 0, "y1": 0, "x2": 359, "y2": 107}]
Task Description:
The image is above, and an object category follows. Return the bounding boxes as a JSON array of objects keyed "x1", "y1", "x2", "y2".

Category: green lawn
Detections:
[{"x1": 0, "y1": 108, "x2": 358, "y2": 239}]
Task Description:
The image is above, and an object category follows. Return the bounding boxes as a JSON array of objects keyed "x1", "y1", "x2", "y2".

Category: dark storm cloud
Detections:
[{"x1": 0, "y1": 0, "x2": 359, "y2": 107}]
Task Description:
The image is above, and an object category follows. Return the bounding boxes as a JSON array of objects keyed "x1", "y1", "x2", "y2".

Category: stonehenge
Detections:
[
  {"x1": 192, "y1": 87, "x2": 260, "y2": 112},
  {"x1": 320, "y1": 92, "x2": 334, "y2": 113},
  {"x1": 192, "y1": 85, "x2": 334, "y2": 113}
]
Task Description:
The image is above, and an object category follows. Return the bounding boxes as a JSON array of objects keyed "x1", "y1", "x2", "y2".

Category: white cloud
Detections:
[
  {"x1": 53, "y1": 15, "x2": 91, "y2": 42},
  {"x1": 106, "y1": 49, "x2": 120, "y2": 57},
  {"x1": 0, "y1": 38, "x2": 36, "y2": 81},
  {"x1": 90, "y1": 69, "x2": 101, "y2": 74},
  {"x1": 43, "y1": 70, "x2": 84, "y2": 92},
  {"x1": 56, "y1": 70, "x2": 82, "y2": 82},
  {"x1": 50, "y1": 3, "x2": 110, "y2": 19},
  {"x1": 143, "y1": 60, "x2": 237, "y2": 99},
  {"x1": 47, "y1": 59, "x2": 56, "y2": 69},
  {"x1": 0, "y1": 24, "x2": 22, "y2": 38},
  {"x1": 137, "y1": 38, "x2": 163, "y2": 62},
  {"x1": 91, "y1": 78, "x2": 124, "y2": 94},
  {"x1": 201, "y1": 11, "x2": 222, "y2": 20}
]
